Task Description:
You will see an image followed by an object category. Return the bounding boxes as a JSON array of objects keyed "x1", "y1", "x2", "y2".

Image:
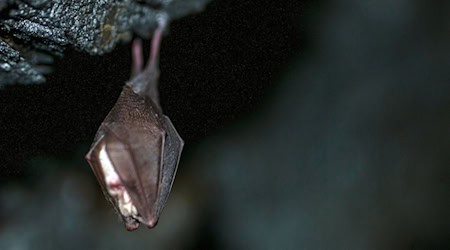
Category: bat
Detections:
[{"x1": 85, "y1": 18, "x2": 184, "y2": 231}]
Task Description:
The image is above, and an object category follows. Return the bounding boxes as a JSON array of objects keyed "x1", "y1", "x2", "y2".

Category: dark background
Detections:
[
  {"x1": 0, "y1": 0, "x2": 305, "y2": 177},
  {"x1": 1, "y1": 0, "x2": 450, "y2": 249}
]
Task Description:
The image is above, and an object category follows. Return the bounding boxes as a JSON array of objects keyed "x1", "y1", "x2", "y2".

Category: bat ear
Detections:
[{"x1": 104, "y1": 123, "x2": 165, "y2": 228}]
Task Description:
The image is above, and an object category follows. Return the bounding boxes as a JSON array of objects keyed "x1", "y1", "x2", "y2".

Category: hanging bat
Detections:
[{"x1": 85, "y1": 18, "x2": 184, "y2": 231}]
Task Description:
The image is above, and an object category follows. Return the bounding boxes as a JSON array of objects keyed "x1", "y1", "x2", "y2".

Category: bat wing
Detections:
[
  {"x1": 104, "y1": 122, "x2": 164, "y2": 228},
  {"x1": 155, "y1": 115, "x2": 184, "y2": 216},
  {"x1": 85, "y1": 134, "x2": 110, "y2": 202}
]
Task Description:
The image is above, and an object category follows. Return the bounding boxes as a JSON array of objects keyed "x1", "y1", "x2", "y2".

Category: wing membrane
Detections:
[{"x1": 156, "y1": 116, "x2": 184, "y2": 216}]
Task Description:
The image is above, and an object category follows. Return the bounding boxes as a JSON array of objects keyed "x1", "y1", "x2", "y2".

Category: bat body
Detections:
[{"x1": 86, "y1": 20, "x2": 184, "y2": 231}]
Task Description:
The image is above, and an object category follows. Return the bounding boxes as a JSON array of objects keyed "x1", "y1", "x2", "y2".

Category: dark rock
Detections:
[{"x1": 0, "y1": 0, "x2": 210, "y2": 86}]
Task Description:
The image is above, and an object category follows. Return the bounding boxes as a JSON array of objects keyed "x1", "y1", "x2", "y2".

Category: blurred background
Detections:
[{"x1": 1, "y1": 0, "x2": 450, "y2": 249}]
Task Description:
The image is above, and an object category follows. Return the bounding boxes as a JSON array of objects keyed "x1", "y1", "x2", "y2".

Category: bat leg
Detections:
[
  {"x1": 128, "y1": 16, "x2": 167, "y2": 108},
  {"x1": 146, "y1": 17, "x2": 167, "y2": 72},
  {"x1": 130, "y1": 38, "x2": 144, "y2": 78},
  {"x1": 142, "y1": 17, "x2": 167, "y2": 108},
  {"x1": 156, "y1": 115, "x2": 184, "y2": 216}
]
